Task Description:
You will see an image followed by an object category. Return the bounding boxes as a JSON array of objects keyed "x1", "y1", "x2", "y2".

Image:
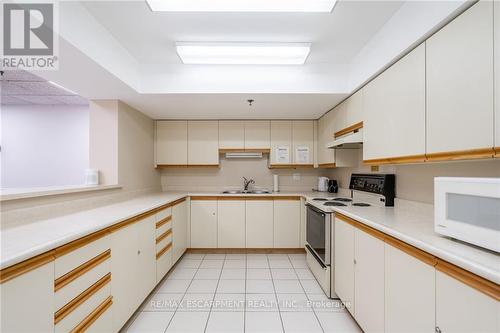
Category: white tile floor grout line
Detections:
[{"x1": 268, "y1": 254, "x2": 285, "y2": 333}]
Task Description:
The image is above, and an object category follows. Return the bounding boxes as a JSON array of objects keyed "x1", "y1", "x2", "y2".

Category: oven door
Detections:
[{"x1": 306, "y1": 204, "x2": 331, "y2": 266}]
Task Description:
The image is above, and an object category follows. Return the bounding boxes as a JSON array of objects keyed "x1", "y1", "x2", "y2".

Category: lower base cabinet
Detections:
[
  {"x1": 246, "y1": 200, "x2": 274, "y2": 248},
  {"x1": 172, "y1": 200, "x2": 188, "y2": 261},
  {"x1": 334, "y1": 217, "x2": 355, "y2": 315},
  {"x1": 191, "y1": 200, "x2": 218, "y2": 248},
  {"x1": 274, "y1": 200, "x2": 301, "y2": 248},
  {"x1": 436, "y1": 271, "x2": 499, "y2": 333},
  {"x1": 354, "y1": 229, "x2": 385, "y2": 333},
  {"x1": 218, "y1": 200, "x2": 246, "y2": 248},
  {"x1": 384, "y1": 243, "x2": 435, "y2": 333},
  {"x1": 0, "y1": 262, "x2": 55, "y2": 333}
]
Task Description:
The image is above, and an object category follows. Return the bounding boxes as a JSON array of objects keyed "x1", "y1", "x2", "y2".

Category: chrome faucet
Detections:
[{"x1": 243, "y1": 177, "x2": 255, "y2": 191}]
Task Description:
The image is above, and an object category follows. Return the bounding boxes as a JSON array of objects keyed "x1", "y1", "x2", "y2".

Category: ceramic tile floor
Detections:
[{"x1": 125, "y1": 253, "x2": 362, "y2": 333}]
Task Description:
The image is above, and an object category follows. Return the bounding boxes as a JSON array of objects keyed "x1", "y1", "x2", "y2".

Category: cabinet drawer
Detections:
[
  {"x1": 156, "y1": 246, "x2": 173, "y2": 283},
  {"x1": 156, "y1": 207, "x2": 172, "y2": 222},
  {"x1": 82, "y1": 300, "x2": 113, "y2": 333},
  {"x1": 55, "y1": 255, "x2": 110, "y2": 310},
  {"x1": 55, "y1": 274, "x2": 111, "y2": 333},
  {"x1": 156, "y1": 217, "x2": 172, "y2": 237},
  {"x1": 156, "y1": 233, "x2": 172, "y2": 253},
  {"x1": 55, "y1": 233, "x2": 110, "y2": 279}
]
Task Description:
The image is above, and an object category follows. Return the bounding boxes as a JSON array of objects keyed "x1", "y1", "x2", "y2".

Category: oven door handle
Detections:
[{"x1": 306, "y1": 204, "x2": 326, "y2": 216}]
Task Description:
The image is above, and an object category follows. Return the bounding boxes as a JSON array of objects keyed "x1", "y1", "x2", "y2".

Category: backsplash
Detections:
[
  {"x1": 161, "y1": 157, "x2": 332, "y2": 192},
  {"x1": 329, "y1": 150, "x2": 500, "y2": 204}
]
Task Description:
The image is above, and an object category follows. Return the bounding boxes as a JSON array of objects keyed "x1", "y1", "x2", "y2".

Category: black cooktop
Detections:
[
  {"x1": 323, "y1": 202, "x2": 347, "y2": 207},
  {"x1": 332, "y1": 198, "x2": 352, "y2": 202},
  {"x1": 352, "y1": 202, "x2": 371, "y2": 207},
  {"x1": 312, "y1": 198, "x2": 328, "y2": 201}
]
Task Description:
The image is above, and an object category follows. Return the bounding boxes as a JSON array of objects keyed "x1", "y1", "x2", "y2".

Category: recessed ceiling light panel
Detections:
[
  {"x1": 147, "y1": 0, "x2": 337, "y2": 13},
  {"x1": 176, "y1": 42, "x2": 311, "y2": 65}
]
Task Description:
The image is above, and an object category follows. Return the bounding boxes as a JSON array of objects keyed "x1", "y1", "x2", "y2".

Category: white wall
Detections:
[
  {"x1": 1, "y1": 105, "x2": 89, "y2": 188},
  {"x1": 161, "y1": 157, "x2": 330, "y2": 192}
]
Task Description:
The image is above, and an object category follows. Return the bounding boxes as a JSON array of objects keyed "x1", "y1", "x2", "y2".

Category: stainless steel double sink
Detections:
[{"x1": 221, "y1": 190, "x2": 271, "y2": 194}]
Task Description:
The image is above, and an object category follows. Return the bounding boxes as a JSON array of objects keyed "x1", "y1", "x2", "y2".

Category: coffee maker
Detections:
[{"x1": 328, "y1": 179, "x2": 338, "y2": 193}]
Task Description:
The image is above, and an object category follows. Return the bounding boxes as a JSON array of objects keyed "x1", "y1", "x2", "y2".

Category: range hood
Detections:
[
  {"x1": 327, "y1": 128, "x2": 363, "y2": 149},
  {"x1": 225, "y1": 152, "x2": 263, "y2": 159}
]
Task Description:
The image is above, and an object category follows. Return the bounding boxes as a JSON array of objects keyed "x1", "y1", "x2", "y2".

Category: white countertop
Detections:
[{"x1": 1, "y1": 190, "x2": 498, "y2": 285}]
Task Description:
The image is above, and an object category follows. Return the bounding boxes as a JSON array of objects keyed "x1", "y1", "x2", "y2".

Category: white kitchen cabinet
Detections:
[
  {"x1": 111, "y1": 223, "x2": 139, "y2": 331},
  {"x1": 244, "y1": 120, "x2": 270, "y2": 150},
  {"x1": 363, "y1": 44, "x2": 426, "y2": 162},
  {"x1": 246, "y1": 200, "x2": 274, "y2": 248},
  {"x1": 218, "y1": 200, "x2": 246, "y2": 248},
  {"x1": 1, "y1": 262, "x2": 55, "y2": 333},
  {"x1": 188, "y1": 121, "x2": 219, "y2": 165},
  {"x1": 273, "y1": 199, "x2": 301, "y2": 248},
  {"x1": 270, "y1": 121, "x2": 292, "y2": 165},
  {"x1": 191, "y1": 200, "x2": 218, "y2": 248},
  {"x1": 426, "y1": 1, "x2": 494, "y2": 155},
  {"x1": 292, "y1": 121, "x2": 314, "y2": 165},
  {"x1": 344, "y1": 89, "x2": 364, "y2": 127},
  {"x1": 332, "y1": 101, "x2": 348, "y2": 134},
  {"x1": 334, "y1": 217, "x2": 355, "y2": 315},
  {"x1": 219, "y1": 121, "x2": 244, "y2": 150},
  {"x1": 495, "y1": 0, "x2": 500, "y2": 150},
  {"x1": 354, "y1": 229, "x2": 385, "y2": 333},
  {"x1": 317, "y1": 111, "x2": 335, "y2": 166},
  {"x1": 172, "y1": 199, "x2": 188, "y2": 262},
  {"x1": 384, "y1": 243, "x2": 435, "y2": 333},
  {"x1": 136, "y1": 216, "x2": 156, "y2": 304},
  {"x1": 435, "y1": 270, "x2": 499, "y2": 333},
  {"x1": 156, "y1": 120, "x2": 188, "y2": 166}
]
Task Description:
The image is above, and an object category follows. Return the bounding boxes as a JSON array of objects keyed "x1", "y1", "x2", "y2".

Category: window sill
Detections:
[{"x1": 0, "y1": 184, "x2": 122, "y2": 202}]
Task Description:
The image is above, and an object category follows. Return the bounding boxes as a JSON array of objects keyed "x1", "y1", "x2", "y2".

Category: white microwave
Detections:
[{"x1": 435, "y1": 177, "x2": 500, "y2": 253}]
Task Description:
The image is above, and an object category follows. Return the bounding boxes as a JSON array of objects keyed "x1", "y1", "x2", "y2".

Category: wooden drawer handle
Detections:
[
  {"x1": 69, "y1": 296, "x2": 113, "y2": 333},
  {"x1": 156, "y1": 229, "x2": 172, "y2": 244},
  {"x1": 156, "y1": 216, "x2": 172, "y2": 229},
  {"x1": 156, "y1": 243, "x2": 173, "y2": 260},
  {"x1": 55, "y1": 273, "x2": 111, "y2": 324},
  {"x1": 55, "y1": 250, "x2": 111, "y2": 292}
]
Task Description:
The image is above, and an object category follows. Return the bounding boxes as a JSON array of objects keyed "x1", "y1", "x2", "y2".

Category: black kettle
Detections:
[{"x1": 328, "y1": 179, "x2": 338, "y2": 193}]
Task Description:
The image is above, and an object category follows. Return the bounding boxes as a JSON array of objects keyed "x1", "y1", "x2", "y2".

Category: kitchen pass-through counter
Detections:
[{"x1": 1, "y1": 191, "x2": 499, "y2": 284}]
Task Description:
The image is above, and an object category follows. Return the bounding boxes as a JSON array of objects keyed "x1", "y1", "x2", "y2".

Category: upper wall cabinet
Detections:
[
  {"x1": 219, "y1": 121, "x2": 244, "y2": 150},
  {"x1": 363, "y1": 44, "x2": 426, "y2": 163},
  {"x1": 188, "y1": 121, "x2": 219, "y2": 165},
  {"x1": 156, "y1": 120, "x2": 188, "y2": 166},
  {"x1": 495, "y1": 0, "x2": 500, "y2": 153},
  {"x1": 292, "y1": 120, "x2": 314, "y2": 166},
  {"x1": 343, "y1": 89, "x2": 364, "y2": 129},
  {"x1": 245, "y1": 120, "x2": 271, "y2": 150},
  {"x1": 426, "y1": 1, "x2": 494, "y2": 160},
  {"x1": 270, "y1": 120, "x2": 293, "y2": 166},
  {"x1": 317, "y1": 111, "x2": 335, "y2": 167}
]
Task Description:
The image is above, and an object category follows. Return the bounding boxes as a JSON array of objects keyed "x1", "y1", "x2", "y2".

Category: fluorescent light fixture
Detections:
[
  {"x1": 176, "y1": 42, "x2": 311, "y2": 65},
  {"x1": 147, "y1": 0, "x2": 337, "y2": 12}
]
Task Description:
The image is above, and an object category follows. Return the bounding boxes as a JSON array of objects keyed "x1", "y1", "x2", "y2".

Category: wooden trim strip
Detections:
[
  {"x1": 318, "y1": 163, "x2": 336, "y2": 168},
  {"x1": 384, "y1": 236, "x2": 437, "y2": 267},
  {"x1": 435, "y1": 259, "x2": 500, "y2": 301},
  {"x1": 334, "y1": 121, "x2": 363, "y2": 138},
  {"x1": 494, "y1": 147, "x2": 499, "y2": 157},
  {"x1": 0, "y1": 250, "x2": 55, "y2": 284},
  {"x1": 426, "y1": 148, "x2": 494, "y2": 162},
  {"x1": 243, "y1": 196, "x2": 275, "y2": 201},
  {"x1": 273, "y1": 196, "x2": 301, "y2": 201},
  {"x1": 69, "y1": 296, "x2": 113, "y2": 333},
  {"x1": 54, "y1": 250, "x2": 111, "y2": 292},
  {"x1": 55, "y1": 229, "x2": 110, "y2": 259},
  {"x1": 108, "y1": 208, "x2": 158, "y2": 233},
  {"x1": 268, "y1": 164, "x2": 314, "y2": 169},
  {"x1": 336, "y1": 213, "x2": 385, "y2": 241},
  {"x1": 156, "y1": 229, "x2": 172, "y2": 244},
  {"x1": 190, "y1": 196, "x2": 219, "y2": 200},
  {"x1": 156, "y1": 242, "x2": 173, "y2": 260},
  {"x1": 187, "y1": 164, "x2": 220, "y2": 168},
  {"x1": 363, "y1": 154, "x2": 427, "y2": 165},
  {"x1": 155, "y1": 164, "x2": 188, "y2": 169},
  {"x1": 54, "y1": 273, "x2": 111, "y2": 324},
  {"x1": 155, "y1": 216, "x2": 172, "y2": 229}
]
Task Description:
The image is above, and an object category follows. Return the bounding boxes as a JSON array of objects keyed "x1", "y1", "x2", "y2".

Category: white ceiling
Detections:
[
  {"x1": 81, "y1": 1, "x2": 404, "y2": 66},
  {"x1": 28, "y1": 1, "x2": 466, "y2": 119}
]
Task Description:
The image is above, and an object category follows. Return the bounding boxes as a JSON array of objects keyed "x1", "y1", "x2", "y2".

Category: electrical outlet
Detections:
[{"x1": 293, "y1": 173, "x2": 301, "y2": 181}]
